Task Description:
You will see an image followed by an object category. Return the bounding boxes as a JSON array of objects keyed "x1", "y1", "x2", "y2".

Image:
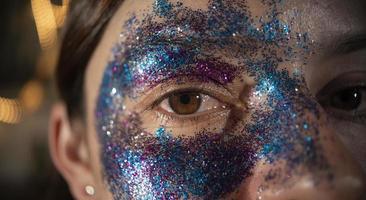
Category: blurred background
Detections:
[{"x1": 0, "y1": 0, "x2": 72, "y2": 199}]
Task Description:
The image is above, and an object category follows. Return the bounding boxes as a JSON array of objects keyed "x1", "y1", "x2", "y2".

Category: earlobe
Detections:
[{"x1": 49, "y1": 103, "x2": 96, "y2": 199}]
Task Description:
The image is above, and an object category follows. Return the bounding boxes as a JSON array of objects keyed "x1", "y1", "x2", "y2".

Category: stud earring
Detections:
[{"x1": 85, "y1": 185, "x2": 95, "y2": 196}]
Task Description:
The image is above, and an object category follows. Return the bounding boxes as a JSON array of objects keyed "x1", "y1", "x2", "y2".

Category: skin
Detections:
[{"x1": 50, "y1": 0, "x2": 366, "y2": 199}]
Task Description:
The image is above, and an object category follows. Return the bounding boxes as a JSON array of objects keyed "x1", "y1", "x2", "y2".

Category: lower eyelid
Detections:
[
  {"x1": 153, "y1": 107, "x2": 231, "y2": 128},
  {"x1": 327, "y1": 110, "x2": 366, "y2": 124}
]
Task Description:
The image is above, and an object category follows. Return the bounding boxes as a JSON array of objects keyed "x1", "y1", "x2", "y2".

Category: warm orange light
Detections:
[
  {"x1": 52, "y1": 0, "x2": 69, "y2": 28},
  {"x1": 32, "y1": 0, "x2": 69, "y2": 80},
  {"x1": 19, "y1": 80, "x2": 44, "y2": 113},
  {"x1": 31, "y1": 0, "x2": 58, "y2": 50},
  {"x1": 0, "y1": 97, "x2": 22, "y2": 124}
]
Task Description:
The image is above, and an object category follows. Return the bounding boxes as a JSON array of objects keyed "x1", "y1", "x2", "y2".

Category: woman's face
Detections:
[{"x1": 70, "y1": 0, "x2": 366, "y2": 199}]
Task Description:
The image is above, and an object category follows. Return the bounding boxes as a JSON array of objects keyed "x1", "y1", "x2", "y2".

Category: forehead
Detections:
[
  {"x1": 100, "y1": 0, "x2": 365, "y2": 70},
  {"x1": 111, "y1": 0, "x2": 366, "y2": 53},
  {"x1": 116, "y1": 0, "x2": 366, "y2": 34},
  {"x1": 85, "y1": 0, "x2": 365, "y2": 116}
]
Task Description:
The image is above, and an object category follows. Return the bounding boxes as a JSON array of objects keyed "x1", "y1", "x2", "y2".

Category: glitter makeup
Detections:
[{"x1": 96, "y1": 0, "x2": 326, "y2": 199}]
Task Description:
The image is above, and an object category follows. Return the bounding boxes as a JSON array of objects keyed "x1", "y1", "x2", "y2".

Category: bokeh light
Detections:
[
  {"x1": 31, "y1": 0, "x2": 58, "y2": 50},
  {"x1": 19, "y1": 80, "x2": 44, "y2": 114},
  {"x1": 0, "y1": 97, "x2": 22, "y2": 124}
]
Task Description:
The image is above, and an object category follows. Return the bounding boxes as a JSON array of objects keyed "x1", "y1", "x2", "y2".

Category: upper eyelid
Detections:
[
  {"x1": 139, "y1": 68, "x2": 237, "y2": 96},
  {"x1": 330, "y1": 33, "x2": 366, "y2": 56}
]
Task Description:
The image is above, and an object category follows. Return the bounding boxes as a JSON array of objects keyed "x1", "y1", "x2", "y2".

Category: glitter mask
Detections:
[{"x1": 96, "y1": 0, "x2": 325, "y2": 199}]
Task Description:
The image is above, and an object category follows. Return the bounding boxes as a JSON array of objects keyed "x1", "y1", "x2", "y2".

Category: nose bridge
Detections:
[
  {"x1": 248, "y1": 124, "x2": 366, "y2": 200},
  {"x1": 242, "y1": 70, "x2": 325, "y2": 167},
  {"x1": 237, "y1": 78, "x2": 366, "y2": 200}
]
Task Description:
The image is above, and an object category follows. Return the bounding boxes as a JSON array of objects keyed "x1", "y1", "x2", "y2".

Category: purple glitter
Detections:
[
  {"x1": 102, "y1": 114, "x2": 256, "y2": 199},
  {"x1": 96, "y1": 0, "x2": 326, "y2": 199},
  {"x1": 119, "y1": 44, "x2": 238, "y2": 90}
]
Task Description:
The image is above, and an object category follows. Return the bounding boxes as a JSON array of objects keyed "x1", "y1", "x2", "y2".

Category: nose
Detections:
[
  {"x1": 235, "y1": 115, "x2": 366, "y2": 200},
  {"x1": 247, "y1": 128, "x2": 366, "y2": 200},
  {"x1": 227, "y1": 81, "x2": 366, "y2": 200}
]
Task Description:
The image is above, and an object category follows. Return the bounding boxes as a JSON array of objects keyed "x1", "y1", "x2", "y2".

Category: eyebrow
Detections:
[
  {"x1": 135, "y1": 22, "x2": 261, "y2": 49},
  {"x1": 332, "y1": 33, "x2": 366, "y2": 55}
]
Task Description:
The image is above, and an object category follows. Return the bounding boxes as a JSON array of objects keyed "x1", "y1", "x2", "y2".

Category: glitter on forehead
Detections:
[
  {"x1": 154, "y1": 0, "x2": 173, "y2": 17},
  {"x1": 96, "y1": 0, "x2": 325, "y2": 199}
]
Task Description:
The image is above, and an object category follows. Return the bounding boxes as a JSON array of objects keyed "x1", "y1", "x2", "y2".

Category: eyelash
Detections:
[
  {"x1": 150, "y1": 88, "x2": 206, "y2": 109},
  {"x1": 330, "y1": 110, "x2": 366, "y2": 123},
  {"x1": 317, "y1": 73, "x2": 366, "y2": 124},
  {"x1": 148, "y1": 88, "x2": 230, "y2": 126},
  {"x1": 324, "y1": 87, "x2": 366, "y2": 123}
]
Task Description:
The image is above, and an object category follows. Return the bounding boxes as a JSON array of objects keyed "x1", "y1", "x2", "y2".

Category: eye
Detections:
[
  {"x1": 329, "y1": 87, "x2": 365, "y2": 111},
  {"x1": 317, "y1": 72, "x2": 366, "y2": 123},
  {"x1": 159, "y1": 91, "x2": 223, "y2": 115}
]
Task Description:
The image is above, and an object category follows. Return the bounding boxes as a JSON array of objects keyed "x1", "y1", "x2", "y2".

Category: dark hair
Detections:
[{"x1": 56, "y1": 0, "x2": 124, "y2": 117}]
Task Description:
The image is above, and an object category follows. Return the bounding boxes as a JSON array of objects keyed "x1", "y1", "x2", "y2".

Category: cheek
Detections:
[
  {"x1": 86, "y1": 126, "x2": 112, "y2": 195},
  {"x1": 94, "y1": 62, "x2": 256, "y2": 199},
  {"x1": 331, "y1": 120, "x2": 366, "y2": 171},
  {"x1": 94, "y1": 63, "x2": 327, "y2": 200},
  {"x1": 92, "y1": 0, "x2": 332, "y2": 198},
  {"x1": 96, "y1": 108, "x2": 257, "y2": 199}
]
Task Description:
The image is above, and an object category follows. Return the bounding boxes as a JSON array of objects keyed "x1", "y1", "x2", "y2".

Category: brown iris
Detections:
[{"x1": 168, "y1": 92, "x2": 202, "y2": 115}]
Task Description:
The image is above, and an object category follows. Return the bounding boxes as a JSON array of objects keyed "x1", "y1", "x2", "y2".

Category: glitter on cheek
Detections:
[
  {"x1": 99, "y1": 112, "x2": 257, "y2": 199},
  {"x1": 96, "y1": 45, "x2": 252, "y2": 199},
  {"x1": 95, "y1": 0, "x2": 327, "y2": 199}
]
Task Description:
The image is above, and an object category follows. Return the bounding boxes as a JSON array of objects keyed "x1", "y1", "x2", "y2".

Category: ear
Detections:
[{"x1": 49, "y1": 103, "x2": 95, "y2": 199}]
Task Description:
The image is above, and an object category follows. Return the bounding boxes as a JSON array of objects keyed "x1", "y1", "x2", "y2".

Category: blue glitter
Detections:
[
  {"x1": 101, "y1": 122, "x2": 255, "y2": 199},
  {"x1": 305, "y1": 136, "x2": 313, "y2": 143},
  {"x1": 154, "y1": 0, "x2": 173, "y2": 17},
  {"x1": 262, "y1": 18, "x2": 290, "y2": 42},
  {"x1": 96, "y1": 0, "x2": 325, "y2": 199}
]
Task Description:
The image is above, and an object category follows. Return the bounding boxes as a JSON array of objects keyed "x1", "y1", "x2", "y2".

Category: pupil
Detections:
[
  {"x1": 333, "y1": 88, "x2": 361, "y2": 110},
  {"x1": 168, "y1": 92, "x2": 202, "y2": 115},
  {"x1": 180, "y1": 94, "x2": 191, "y2": 105}
]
